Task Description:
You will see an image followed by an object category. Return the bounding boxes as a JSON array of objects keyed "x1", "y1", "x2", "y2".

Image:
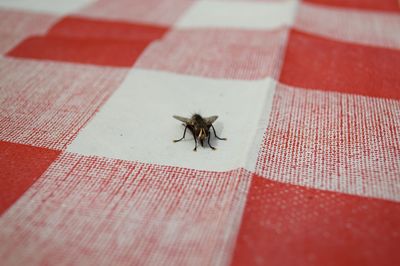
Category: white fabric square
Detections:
[
  {"x1": 176, "y1": 0, "x2": 298, "y2": 29},
  {"x1": 68, "y1": 69, "x2": 276, "y2": 171},
  {"x1": 0, "y1": 0, "x2": 95, "y2": 15}
]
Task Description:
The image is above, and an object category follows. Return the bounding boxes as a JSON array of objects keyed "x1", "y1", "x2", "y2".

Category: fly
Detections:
[{"x1": 173, "y1": 114, "x2": 227, "y2": 151}]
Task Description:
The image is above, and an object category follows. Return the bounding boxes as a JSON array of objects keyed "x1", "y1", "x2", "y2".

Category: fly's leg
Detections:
[
  {"x1": 189, "y1": 129, "x2": 198, "y2": 151},
  {"x1": 211, "y1": 125, "x2": 227, "y2": 140},
  {"x1": 173, "y1": 126, "x2": 188, "y2": 142},
  {"x1": 193, "y1": 137, "x2": 198, "y2": 152},
  {"x1": 208, "y1": 134, "x2": 216, "y2": 150}
]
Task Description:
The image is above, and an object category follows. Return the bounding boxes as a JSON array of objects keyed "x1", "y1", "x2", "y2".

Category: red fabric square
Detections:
[
  {"x1": 0, "y1": 141, "x2": 60, "y2": 215},
  {"x1": 280, "y1": 29, "x2": 400, "y2": 100},
  {"x1": 47, "y1": 16, "x2": 168, "y2": 42},
  {"x1": 8, "y1": 36, "x2": 150, "y2": 67},
  {"x1": 7, "y1": 17, "x2": 168, "y2": 67},
  {"x1": 231, "y1": 175, "x2": 400, "y2": 266}
]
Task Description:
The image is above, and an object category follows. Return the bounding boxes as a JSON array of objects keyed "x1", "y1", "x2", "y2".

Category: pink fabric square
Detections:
[
  {"x1": 135, "y1": 28, "x2": 288, "y2": 80},
  {"x1": 0, "y1": 58, "x2": 128, "y2": 150},
  {"x1": 256, "y1": 83, "x2": 400, "y2": 201},
  {"x1": 0, "y1": 9, "x2": 58, "y2": 54},
  {"x1": 76, "y1": 0, "x2": 193, "y2": 25},
  {"x1": 0, "y1": 152, "x2": 250, "y2": 265},
  {"x1": 295, "y1": 2, "x2": 400, "y2": 49}
]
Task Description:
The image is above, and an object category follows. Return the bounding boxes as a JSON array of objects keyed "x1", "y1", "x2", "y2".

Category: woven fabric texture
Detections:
[{"x1": 0, "y1": 0, "x2": 399, "y2": 265}]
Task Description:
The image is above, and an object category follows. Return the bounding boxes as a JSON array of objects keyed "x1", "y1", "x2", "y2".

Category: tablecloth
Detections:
[{"x1": 0, "y1": 0, "x2": 399, "y2": 265}]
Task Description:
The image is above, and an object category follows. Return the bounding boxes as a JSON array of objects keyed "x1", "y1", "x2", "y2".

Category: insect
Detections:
[{"x1": 173, "y1": 114, "x2": 227, "y2": 151}]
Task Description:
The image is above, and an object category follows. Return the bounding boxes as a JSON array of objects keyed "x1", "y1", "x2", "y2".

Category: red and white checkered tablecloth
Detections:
[{"x1": 1, "y1": 0, "x2": 399, "y2": 265}]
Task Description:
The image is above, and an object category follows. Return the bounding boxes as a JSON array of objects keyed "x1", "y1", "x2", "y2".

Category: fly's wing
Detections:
[
  {"x1": 203, "y1": 115, "x2": 218, "y2": 125},
  {"x1": 173, "y1": 115, "x2": 193, "y2": 125}
]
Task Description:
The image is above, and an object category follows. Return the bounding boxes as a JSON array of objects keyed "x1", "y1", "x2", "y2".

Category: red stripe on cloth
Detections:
[
  {"x1": 231, "y1": 174, "x2": 400, "y2": 266},
  {"x1": 0, "y1": 141, "x2": 60, "y2": 215},
  {"x1": 47, "y1": 16, "x2": 168, "y2": 41},
  {"x1": 136, "y1": 28, "x2": 288, "y2": 80},
  {"x1": 7, "y1": 35, "x2": 150, "y2": 67},
  {"x1": 0, "y1": 153, "x2": 250, "y2": 265},
  {"x1": 0, "y1": 57, "x2": 128, "y2": 150},
  {"x1": 7, "y1": 17, "x2": 168, "y2": 67},
  {"x1": 256, "y1": 84, "x2": 400, "y2": 201},
  {"x1": 304, "y1": 0, "x2": 400, "y2": 13},
  {"x1": 280, "y1": 29, "x2": 400, "y2": 100}
]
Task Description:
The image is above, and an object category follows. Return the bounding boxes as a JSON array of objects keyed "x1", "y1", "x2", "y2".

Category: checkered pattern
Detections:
[{"x1": 0, "y1": 0, "x2": 399, "y2": 265}]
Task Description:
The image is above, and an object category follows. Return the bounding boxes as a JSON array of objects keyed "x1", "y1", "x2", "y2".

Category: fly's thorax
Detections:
[
  {"x1": 192, "y1": 114, "x2": 203, "y2": 122},
  {"x1": 194, "y1": 116, "x2": 208, "y2": 128}
]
